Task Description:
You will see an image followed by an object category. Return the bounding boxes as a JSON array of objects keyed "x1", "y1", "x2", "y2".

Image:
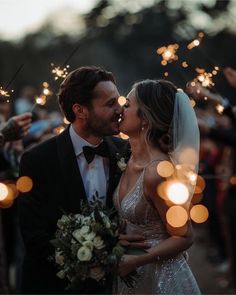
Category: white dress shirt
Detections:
[{"x1": 69, "y1": 125, "x2": 109, "y2": 206}]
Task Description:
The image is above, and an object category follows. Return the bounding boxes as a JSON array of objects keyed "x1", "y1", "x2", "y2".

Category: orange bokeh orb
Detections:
[
  {"x1": 16, "y1": 176, "x2": 33, "y2": 193},
  {"x1": 194, "y1": 175, "x2": 206, "y2": 194},
  {"x1": 166, "y1": 206, "x2": 188, "y2": 228},
  {"x1": 156, "y1": 161, "x2": 174, "y2": 178},
  {"x1": 190, "y1": 204, "x2": 209, "y2": 223}
]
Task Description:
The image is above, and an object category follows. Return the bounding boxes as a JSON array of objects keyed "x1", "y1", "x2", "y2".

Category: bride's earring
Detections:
[{"x1": 141, "y1": 127, "x2": 144, "y2": 131}]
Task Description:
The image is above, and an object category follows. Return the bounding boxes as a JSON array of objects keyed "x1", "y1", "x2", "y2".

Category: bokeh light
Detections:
[
  {"x1": 0, "y1": 193, "x2": 14, "y2": 208},
  {"x1": 157, "y1": 181, "x2": 169, "y2": 201},
  {"x1": 7, "y1": 183, "x2": 19, "y2": 199},
  {"x1": 157, "y1": 44, "x2": 179, "y2": 65},
  {"x1": 190, "y1": 204, "x2": 209, "y2": 223},
  {"x1": 118, "y1": 96, "x2": 126, "y2": 106},
  {"x1": 182, "y1": 61, "x2": 188, "y2": 68},
  {"x1": 230, "y1": 176, "x2": 236, "y2": 185},
  {"x1": 216, "y1": 104, "x2": 224, "y2": 114},
  {"x1": 192, "y1": 193, "x2": 203, "y2": 205},
  {"x1": 35, "y1": 96, "x2": 47, "y2": 105},
  {"x1": 0, "y1": 183, "x2": 8, "y2": 201},
  {"x1": 187, "y1": 172, "x2": 197, "y2": 184},
  {"x1": 194, "y1": 175, "x2": 206, "y2": 194},
  {"x1": 16, "y1": 176, "x2": 33, "y2": 193},
  {"x1": 53, "y1": 126, "x2": 65, "y2": 135},
  {"x1": 63, "y1": 117, "x2": 70, "y2": 125},
  {"x1": 166, "y1": 182, "x2": 189, "y2": 205},
  {"x1": 190, "y1": 99, "x2": 196, "y2": 108},
  {"x1": 166, "y1": 205, "x2": 188, "y2": 228},
  {"x1": 119, "y1": 132, "x2": 129, "y2": 140},
  {"x1": 156, "y1": 161, "x2": 174, "y2": 178},
  {"x1": 178, "y1": 147, "x2": 198, "y2": 166}
]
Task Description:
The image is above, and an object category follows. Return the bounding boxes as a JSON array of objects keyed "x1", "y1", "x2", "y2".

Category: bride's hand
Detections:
[
  {"x1": 118, "y1": 255, "x2": 138, "y2": 277},
  {"x1": 119, "y1": 233, "x2": 149, "y2": 249}
]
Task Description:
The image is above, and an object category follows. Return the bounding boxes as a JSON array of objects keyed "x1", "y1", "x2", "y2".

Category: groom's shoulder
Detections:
[{"x1": 22, "y1": 135, "x2": 58, "y2": 159}]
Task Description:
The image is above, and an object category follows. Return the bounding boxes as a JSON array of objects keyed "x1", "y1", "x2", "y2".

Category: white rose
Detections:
[
  {"x1": 83, "y1": 232, "x2": 96, "y2": 241},
  {"x1": 89, "y1": 267, "x2": 105, "y2": 281},
  {"x1": 75, "y1": 214, "x2": 83, "y2": 221},
  {"x1": 117, "y1": 158, "x2": 127, "y2": 172},
  {"x1": 72, "y1": 230, "x2": 84, "y2": 243},
  {"x1": 103, "y1": 217, "x2": 111, "y2": 229},
  {"x1": 82, "y1": 217, "x2": 91, "y2": 225},
  {"x1": 80, "y1": 225, "x2": 90, "y2": 235},
  {"x1": 77, "y1": 246, "x2": 92, "y2": 261},
  {"x1": 93, "y1": 236, "x2": 105, "y2": 249},
  {"x1": 82, "y1": 240, "x2": 94, "y2": 251},
  {"x1": 56, "y1": 270, "x2": 65, "y2": 279},
  {"x1": 55, "y1": 251, "x2": 65, "y2": 266}
]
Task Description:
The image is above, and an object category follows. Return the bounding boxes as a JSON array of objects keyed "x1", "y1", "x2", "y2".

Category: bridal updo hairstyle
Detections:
[
  {"x1": 58, "y1": 66, "x2": 116, "y2": 123},
  {"x1": 134, "y1": 79, "x2": 177, "y2": 153}
]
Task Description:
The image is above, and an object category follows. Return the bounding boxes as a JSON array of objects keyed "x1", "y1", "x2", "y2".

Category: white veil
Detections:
[{"x1": 169, "y1": 90, "x2": 200, "y2": 203}]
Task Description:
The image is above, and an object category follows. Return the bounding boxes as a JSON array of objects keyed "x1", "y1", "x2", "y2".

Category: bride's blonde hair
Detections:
[{"x1": 133, "y1": 79, "x2": 177, "y2": 152}]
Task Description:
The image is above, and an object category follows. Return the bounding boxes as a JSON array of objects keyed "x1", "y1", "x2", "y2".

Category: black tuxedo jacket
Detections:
[{"x1": 18, "y1": 127, "x2": 129, "y2": 294}]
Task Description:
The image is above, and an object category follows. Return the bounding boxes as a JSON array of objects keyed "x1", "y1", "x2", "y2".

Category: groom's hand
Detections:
[{"x1": 119, "y1": 234, "x2": 150, "y2": 249}]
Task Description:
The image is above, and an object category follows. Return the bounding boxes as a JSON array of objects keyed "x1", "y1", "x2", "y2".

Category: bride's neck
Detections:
[
  {"x1": 129, "y1": 136, "x2": 151, "y2": 164},
  {"x1": 129, "y1": 135, "x2": 165, "y2": 165}
]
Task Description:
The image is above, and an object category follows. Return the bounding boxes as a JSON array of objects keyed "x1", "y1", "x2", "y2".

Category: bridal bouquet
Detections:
[{"x1": 50, "y1": 202, "x2": 137, "y2": 290}]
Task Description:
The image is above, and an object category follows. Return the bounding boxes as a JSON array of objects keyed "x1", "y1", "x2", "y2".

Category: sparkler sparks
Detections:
[
  {"x1": 216, "y1": 104, "x2": 224, "y2": 114},
  {"x1": 33, "y1": 82, "x2": 52, "y2": 107},
  {"x1": 51, "y1": 64, "x2": 70, "y2": 81},
  {"x1": 35, "y1": 96, "x2": 47, "y2": 106},
  {"x1": 187, "y1": 32, "x2": 204, "y2": 50},
  {"x1": 0, "y1": 87, "x2": 14, "y2": 101},
  {"x1": 194, "y1": 67, "x2": 220, "y2": 88},
  {"x1": 157, "y1": 44, "x2": 179, "y2": 66}
]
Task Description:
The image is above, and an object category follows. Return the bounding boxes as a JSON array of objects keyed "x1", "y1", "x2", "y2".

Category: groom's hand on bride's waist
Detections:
[{"x1": 118, "y1": 234, "x2": 150, "y2": 249}]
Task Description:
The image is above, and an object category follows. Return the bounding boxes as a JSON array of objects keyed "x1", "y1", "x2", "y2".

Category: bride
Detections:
[{"x1": 113, "y1": 79, "x2": 201, "y2": 294}]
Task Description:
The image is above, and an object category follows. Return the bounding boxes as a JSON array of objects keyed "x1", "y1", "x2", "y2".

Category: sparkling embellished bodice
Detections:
[
  {"x1": 113, "y1": 168, "x2": 168, "y2": 241},
  {"x1": 113, "y1": 165, "x2": 201, "y2": 294}
]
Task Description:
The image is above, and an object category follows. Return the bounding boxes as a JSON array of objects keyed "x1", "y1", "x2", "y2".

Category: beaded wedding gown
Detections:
[{"x1": 113, "y1": 167, "x2": 201, "y2": 294}]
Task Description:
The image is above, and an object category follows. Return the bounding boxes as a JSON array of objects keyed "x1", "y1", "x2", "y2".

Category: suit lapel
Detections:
[
  {"x1": 104, "y1": 137, "x2": 123, "y2": 208},
  {"x1": 56, "y1": 127, "x2": 87, "y2": 212}
]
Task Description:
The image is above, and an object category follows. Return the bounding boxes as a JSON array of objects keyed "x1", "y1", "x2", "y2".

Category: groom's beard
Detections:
[{"x1": 86, "y1": 116, "x2": 120, "y2": 137}]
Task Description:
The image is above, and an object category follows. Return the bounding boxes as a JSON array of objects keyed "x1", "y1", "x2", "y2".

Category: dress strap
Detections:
[
  {"x1": 143, "y1": 159, "x2": 163, "y2": 170},
  {"x1": 139, "y1": 158, "x2": 163, "y2": 181}
]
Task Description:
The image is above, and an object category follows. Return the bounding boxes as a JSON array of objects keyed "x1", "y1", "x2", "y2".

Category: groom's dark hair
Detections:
[{"x1": 58, "y1": 66, "x2": 116, "y2": 122}]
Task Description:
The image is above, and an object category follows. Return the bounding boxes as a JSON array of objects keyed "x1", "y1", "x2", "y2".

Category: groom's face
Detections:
[{"x1": 86, "y1": 81, "x2": 122, "y2": 136}]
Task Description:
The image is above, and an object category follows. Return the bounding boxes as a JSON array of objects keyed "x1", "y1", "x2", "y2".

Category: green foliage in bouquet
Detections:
[{"x1": 50, "y1": 200, "x2": 142, "y2": 290}]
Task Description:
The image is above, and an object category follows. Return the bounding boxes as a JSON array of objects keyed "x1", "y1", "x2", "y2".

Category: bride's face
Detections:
[{"x1": 119, "y1": 88, "x2": 142, "y2": 135}]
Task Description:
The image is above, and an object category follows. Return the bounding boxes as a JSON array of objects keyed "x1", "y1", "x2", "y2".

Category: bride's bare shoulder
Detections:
[{"x1": 143, "y1": 160, "x2": 164, "y2": 194}]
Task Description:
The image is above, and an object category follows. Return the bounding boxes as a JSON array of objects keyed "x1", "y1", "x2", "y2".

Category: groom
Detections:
[{"x1": 18, "y1": 66, "x2": 131, "y2": 294}]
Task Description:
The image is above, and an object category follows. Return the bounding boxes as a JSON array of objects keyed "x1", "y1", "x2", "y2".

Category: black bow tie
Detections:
[{"x1": 83, "y1": 141, "x2": 109, "y2": 164}]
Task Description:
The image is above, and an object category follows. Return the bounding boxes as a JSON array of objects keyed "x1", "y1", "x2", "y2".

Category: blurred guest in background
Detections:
[{"x1": 0, "y1": 110, "x2": 32, "y2": 293}]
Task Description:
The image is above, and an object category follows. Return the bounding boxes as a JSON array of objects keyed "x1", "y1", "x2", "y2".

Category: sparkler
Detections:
[
  {"x1": 0, "y1": 64, "x2": 24, "y2": 102},
  {"x1": 157, "y1": 44, "x2": 179, "y2": 66},
  {"x1": 32, "y1": 44, "x2": 80, "y2": 111}
]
